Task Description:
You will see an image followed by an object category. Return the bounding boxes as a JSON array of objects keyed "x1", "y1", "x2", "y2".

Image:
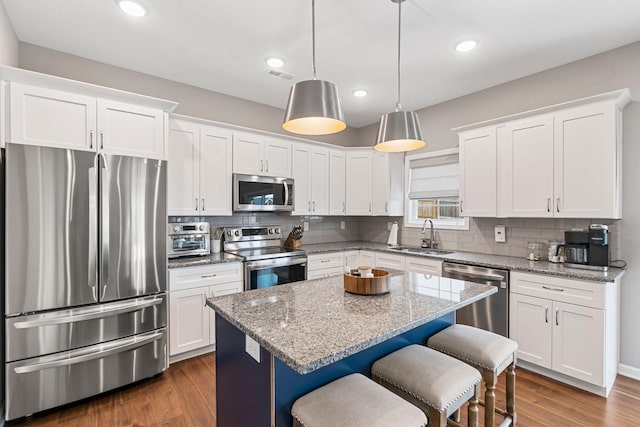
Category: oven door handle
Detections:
[{"x1": 245, "y1": 256, "x2": 307, "y2": 270}]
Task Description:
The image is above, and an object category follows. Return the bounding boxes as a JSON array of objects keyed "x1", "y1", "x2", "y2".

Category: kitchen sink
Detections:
[{"x1": 389, "y1": 246, "x2": 454, "y2": 255}]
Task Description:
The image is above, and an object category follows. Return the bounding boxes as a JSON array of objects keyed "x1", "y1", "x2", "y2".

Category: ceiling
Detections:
[{"x1": 3, "y1": 0, "x2": 640, "y2": 128}]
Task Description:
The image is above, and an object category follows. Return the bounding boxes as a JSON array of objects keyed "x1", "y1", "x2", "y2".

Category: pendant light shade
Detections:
[
  {"x1": 374, "y1": 0, "x2": 425, "y2": 152},
  {"x1": 283, "y1": 0, "x2": 346, "y2": 135},
  {"x1": 375, "y1": 110, "x2": 425, "y2": 152},
  {"x1": 283, "y1": 79, "x2": 346, "y2": 135}
]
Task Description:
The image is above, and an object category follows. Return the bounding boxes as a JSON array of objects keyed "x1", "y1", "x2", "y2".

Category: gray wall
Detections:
[
  {"x1": 17, "y1": 43, "x2": 360, "y2": 147},
  {"x1": 0, "y1": 2, "x2": 18, "y2": 66},
  {"x1": 357, "y1": 42, "x2": 640, "y2": 373}
]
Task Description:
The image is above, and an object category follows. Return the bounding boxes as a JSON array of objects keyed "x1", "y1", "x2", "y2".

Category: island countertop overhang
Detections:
[{"x1": 207, "y1": 272, "x2": 497, "y2": 374}]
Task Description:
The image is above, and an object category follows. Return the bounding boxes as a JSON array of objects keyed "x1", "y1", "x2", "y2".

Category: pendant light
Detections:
[
  {"x1": 374, "y1": 0, "x2": 425, "y2": 152},
  {"x1": 283, "y1": 0, "x2": 346, "y2": 135}
]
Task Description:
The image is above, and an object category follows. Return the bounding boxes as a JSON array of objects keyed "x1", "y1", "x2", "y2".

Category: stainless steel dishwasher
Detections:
[{"x1": 442, "y1": 262, "x2": 509, "y2": 337}]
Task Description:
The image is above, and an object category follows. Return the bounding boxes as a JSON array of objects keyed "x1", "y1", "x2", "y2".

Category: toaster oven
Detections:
[{"x1": 168, "y1": 222, "x2": 210, "y2": 258}]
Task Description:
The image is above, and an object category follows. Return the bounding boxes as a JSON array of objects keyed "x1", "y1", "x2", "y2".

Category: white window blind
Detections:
[{"x1": 408, "y1": 154, "x2": 459, "y2": 200}]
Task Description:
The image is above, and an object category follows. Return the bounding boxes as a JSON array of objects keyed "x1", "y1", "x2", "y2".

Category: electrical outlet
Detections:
[
  {"x1": 303, "y1": 221, "x2": 309, "y2": 232},
  {"x1": 245, "y1": 335, "x2": 261, "y2": 363},
  {"x1": 495, "y1": 225, "x2": 506, "y2": 243},
  {"x1": 340, "y1": 221, "x2": 346, "y2": 230},
  {"x1": 387, "y1": 222, "x2": 392, "y2": 231}
]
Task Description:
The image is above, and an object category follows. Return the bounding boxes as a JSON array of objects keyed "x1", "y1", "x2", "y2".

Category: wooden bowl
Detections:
[{"x1": 344, "y1": 269, "x2": 391, "y2": 295}]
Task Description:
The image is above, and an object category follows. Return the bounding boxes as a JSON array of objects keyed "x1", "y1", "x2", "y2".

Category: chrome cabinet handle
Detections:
[
  {"x1": 545, "y1": 306, "x2": 549, "y2": 323},
  {"x1": 202, "y1": 198, "x2": 205, "y2": 211},
  {"x1": 547, "y1": 197, "x2": 551, "y2": 212},
  {"x1": 320, "y1": 259, "x2": 331, "y2": 263},
  {"x1": 100, "y1": 131, "x2": 104, "y2": 149},
  {"x1": 313, "y1": 201, "x2": 316, "y2": 212},
  {"x1": 201, "y1": 273, "x2": 217, "y2": 278},
  {"x1": 195, "y1": 198, "x2": 198, "y2": 211},
  {"x1": 261, "y1": 160, "x2": 264, "y2": 172},
  {"x1": 460, "y1": 200, "x2": 464, "y2": 213},
  {"x1": 555, "y1": 307, "x2": 559, "y2": 326},
  {"x1": 308, "y1": 201, "x2": 311, "y2": 212},
  {"x1": 385, "y1": 202, "x2": 388, "y2": 213},
  {"x1": 90, "y1": 130, "x2": 94, "y2": 149},
  {"x1": 556, "y1": 197, "x2": 560, "y2": 212},
  {"x1": 266, "y1": 160, "x2": 269, "y2": 172},
  {"x1": 369, "y1": 202, "x2": 371, "y2": 213},
  {"x1": 542, "y1": 285, "x2": 564, "y2": 292},
  {"x1": 342, "y1": 201, "x2": 345, "y2": 213}
]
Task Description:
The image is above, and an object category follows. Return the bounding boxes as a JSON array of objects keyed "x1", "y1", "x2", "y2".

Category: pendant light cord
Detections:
[
  {"x1": 395, "y1": 0, "x2": 402, "y2": 112},
  {"x1": 312, "y1": 0, "x2": 317, "y2": 80}
]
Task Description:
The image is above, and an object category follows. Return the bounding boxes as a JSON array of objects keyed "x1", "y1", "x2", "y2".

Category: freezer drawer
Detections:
[
  {"x1": 5, "y1": 328, "x2": 167, "y2": 421},
  {"x1": 6, "y1": 294, "x2": 167, "y2": 362}
]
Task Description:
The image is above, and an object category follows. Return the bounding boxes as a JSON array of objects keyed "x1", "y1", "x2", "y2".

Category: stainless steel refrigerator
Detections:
[{"x1": 4, "y1": 143, "x2": 168, "y2": 421}]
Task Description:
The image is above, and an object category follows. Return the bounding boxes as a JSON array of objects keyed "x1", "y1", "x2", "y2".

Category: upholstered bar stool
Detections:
[
  {"x1": 427, "y1": 325, "x2": 518, "y2": 427},
  {"x1": 372, "y1": 345, "x2": 482, "y2": 427},
  {"x1": 292, "y1": 373, "x2": 427, "y2": 427}
]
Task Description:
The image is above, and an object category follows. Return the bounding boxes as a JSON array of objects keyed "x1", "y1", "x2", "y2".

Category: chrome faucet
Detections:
[{"x1": 421, "y1": 219, "x2": 437, "y2": 249}]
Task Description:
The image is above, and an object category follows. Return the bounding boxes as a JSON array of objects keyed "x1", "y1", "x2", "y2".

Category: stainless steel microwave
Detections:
[{"x1": 233, "y1": 174, "x2": 294, "y2": 212}]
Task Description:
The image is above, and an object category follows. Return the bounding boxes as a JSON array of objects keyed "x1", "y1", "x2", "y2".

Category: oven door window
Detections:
[
  {"x1": 249, "y1": 263, "x2": 306, "y2": 290},
  {"x1": 171, "y1": 235, "x2": 208, "y2": 253},
  {"x1": 237, "y1": 181, "x2": 288, "y2": 207}
]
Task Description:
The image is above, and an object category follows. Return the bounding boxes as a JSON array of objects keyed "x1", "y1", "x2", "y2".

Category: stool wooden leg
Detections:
[
  {"x1": 482, "y1": 369, "x2": 497, "y2": 427},
  {"x1": 467, "y1": 383, "x2": 480, "y2": 427},
  {"x1": 451, "y1": 408, "x2": 461, "y2": 423},
  {"x1": 427, "y1": 407, "x2": 447, "y2": 427},
  {"x1": 506, "y1": 361, "x2": 517, "y2": 425}
]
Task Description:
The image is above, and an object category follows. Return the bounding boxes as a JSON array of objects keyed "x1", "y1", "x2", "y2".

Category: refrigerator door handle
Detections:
[
  {"x1": 88, "y1": 155, "x2": 99, "y2": 295},
  {"x1": 100, "y1": 153, "x2": 110, "y2": 295},
  {"x1": 12, "y1": 330, "x2": 164, "y2": 374},
  {"x1": 12, "y1": 296, "x2": 164, "y2": 329}
]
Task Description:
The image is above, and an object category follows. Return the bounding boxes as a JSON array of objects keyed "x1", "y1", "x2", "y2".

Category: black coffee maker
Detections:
[{"x1": 564, "y1": 224, "x2": 610, "y2": 271}]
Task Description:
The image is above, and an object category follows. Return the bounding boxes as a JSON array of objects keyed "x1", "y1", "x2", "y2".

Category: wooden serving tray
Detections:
[{"x1": 344, "y1": 269, "x2": 390, "y2": 295}]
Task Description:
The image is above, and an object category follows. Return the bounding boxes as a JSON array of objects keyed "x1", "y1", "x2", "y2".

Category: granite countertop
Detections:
[
  {"x1": 300, "y1": 241, "x2": 625, "y2": 283},
  {"x1": 168, "y1": 252, "x2": 243, "y2": 269},
  {"x1": 207, "y1": 272, "x2": 496, "y2": 374}
]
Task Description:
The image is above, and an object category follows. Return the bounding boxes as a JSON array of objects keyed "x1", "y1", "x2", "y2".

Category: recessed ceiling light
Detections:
[
  {"x1": 455, "y1": 39, "x2": 478, "y2": 53},
  {"x1": 117, "y1": 0, "x2": 148, "y2": 17},
  {"x1": 352, "y1": 89, "x2": 368, "y2": 98},
  {"x1": 266, "y1": 57, "x2": 285, "y2": 69}
]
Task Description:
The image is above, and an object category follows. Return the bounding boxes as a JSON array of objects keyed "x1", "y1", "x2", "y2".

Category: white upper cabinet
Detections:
[
  {"x1": 232, "y1": 132, "x2": 291, "y2": 177},
  {"x1": 459, "y1": 126, "x2": 497, "y2": 217},
  {"x1": 457, "y1": 89, "x2": 629, "y2": 219},
  {"x1": 329, "y1": 149, "x2": 346, "y2": 215},
  {"x1": 372, "y1": 152, "x2": 404, "y2": 216},
  {"x1": 345, "y1": 150, "x2": 373, "y2": 215},
  {"x1": 291, "y1": 143, "x2": 329, "y2": 215},
  {"x1": 168, "y1": 118, "x2": 233, "y2": 216},
  {"x1": 8, "y1": 82, "x2": 168, "y2": 159},
  {"x1": 499, "y1": 115, "x2": 554, "y2": 217}
]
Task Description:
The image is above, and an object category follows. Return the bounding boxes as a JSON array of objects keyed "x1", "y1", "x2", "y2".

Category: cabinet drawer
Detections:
[
  {"x1": 405, "y1": 256, "x2": 443, "y2": 276},
  {"x1": 375, "y1": 253, "x2": 406, "y2": 271},
  {"x1": 169, "y1": 263, "x2": 243, "y2": 291},
  {"x1": 308, "y1": 252, "x2": 344, "y2": 271},
  {"x1": 511, "y1": 272, "x2": 605, "y2": 309}
]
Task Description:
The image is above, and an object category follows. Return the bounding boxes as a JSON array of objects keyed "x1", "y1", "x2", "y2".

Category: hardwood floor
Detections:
[{"x1": 8, "y1": 353, "x2": 640, "y2": 426}]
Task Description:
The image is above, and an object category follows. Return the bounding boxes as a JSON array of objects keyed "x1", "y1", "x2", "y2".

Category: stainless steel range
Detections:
[{"x1": 223, "y1": 225, "x2": 307, "y2": 291}]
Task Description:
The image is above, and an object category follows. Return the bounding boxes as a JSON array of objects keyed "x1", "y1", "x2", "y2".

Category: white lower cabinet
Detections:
[
  {"x1": 509, "y1": 271, "x2": 619, "y2": 396},
  {"x1": 375, "y1": 253, "x2": 406, "y2": 271},
  {"x1": 169, "y1": 263, "x2": 243, "y2": 359},
  {"x1": 405, "y1": 257, "x2": 442, "y2": 276},
  {"x1": 307, "y1": 252, "x2": 344, "y2": 280},
  {"x1": 358, "y1": 250, "x2": 377, "y2": 268}
]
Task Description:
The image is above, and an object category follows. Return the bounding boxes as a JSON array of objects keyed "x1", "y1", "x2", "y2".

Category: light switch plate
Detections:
[
  {"x1": 340, "y1": 221, "x2": 346, "y2": 230},
  {"x1": 303, "y1": 221, "x2": 309, "y2": 232},
  {"x1": 495, "y1": 225, "x2": 506, "y2": 243},
  {"x1": 245, "y1": 334, "x2": 261, "y2": 363}
]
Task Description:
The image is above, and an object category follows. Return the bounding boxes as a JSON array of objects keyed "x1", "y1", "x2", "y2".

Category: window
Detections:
[{"x1": 404, "y1": 149, "x2": 469, "y2": 230}]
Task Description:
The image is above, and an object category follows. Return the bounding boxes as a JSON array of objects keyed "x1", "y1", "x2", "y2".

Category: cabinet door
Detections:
[
  {"x1": 375, "y1": 252, "x2": 405, "y2": 271},
  {"x1": 372, "y1": 152, "x2": 390, "y2": 215},
  {"x1": 358, "y1": 250, "x2": 376, "y2": 267},
  {"x1": 97, "y1": 99, "x2": 164, "y2": 159},
  {"x1": 167, "y1": 120, "x2": 199, "y2": 215},
  {"x1": 311, "y1": 149, "x2": 329, "y2": 215},
  {"x1": 552, "y1": 301, "x2": 605, "y2": 386},
  {"x1": 233, "y1": 133, "x2": 263, "y2": 174},
  {"x1": 509, "y1": 293, "x2": 552, "y2": 369},
  {"x1": 9, "y1": 82, "x2": 96, "y2": 151},
  {"x1": 405, "y1": 257, "x2": 442, "y2": 276},
  {"x1": 200, "y1": 125, "x2": 233, "y2": 215},
  {"x1": 343, "y1": 251, "x2": 359, "y2": 269},
  {"x1": 459, "y1": 127, "x2": 496, "y2": 217},
  {"x1": 169, "y1": 288, "x2": 210, "y2": 356},
  {"x1": 209, "y1": 282, "x2": 243, "y2": 345},
  {"x1": 500, "y1": 116, "x2": 554, "y2": 217},
  {"x1": 291, "y1": 145, "x2": 312, "y2": 215},
  {"x1": 264, "y1": 138, "x2": 291, "y2": 177},
  {"x1": 329, "y1": 150, "x2": 346, "y2": 215},
  {"x1": 554, "y1": 104, "x2": 618, "y2": 218},
  {"x1": 345, "y1": 150, "x2": 373, "y2": 215}
]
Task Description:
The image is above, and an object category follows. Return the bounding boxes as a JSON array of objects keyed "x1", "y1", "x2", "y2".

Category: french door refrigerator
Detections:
[{"x1": 4, "y1": 143, "x2": 168, "y2": 421}]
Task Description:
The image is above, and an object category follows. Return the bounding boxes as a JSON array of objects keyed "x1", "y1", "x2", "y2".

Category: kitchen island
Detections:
[{"x1": 207, "y1": 272, "x2": 496, "y2": 427}]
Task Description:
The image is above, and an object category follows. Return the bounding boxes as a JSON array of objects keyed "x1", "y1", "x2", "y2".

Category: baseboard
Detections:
[
  {"x1": 618, "y1": 363, "x2": 640, "y2": 381},
  {"x1": 517, "y1": 360, "x2": 610, "y2": 397},
  {"x1": 169, "y1": 344, "x2": 215, "y2": 365}
]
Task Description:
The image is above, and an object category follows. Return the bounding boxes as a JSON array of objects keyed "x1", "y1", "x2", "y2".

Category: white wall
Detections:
[
  {"x1": 357, "y1": 42, "x2": 640, "y2": 373},
  {"x1": 0, "y1": 2, "x2": 18, "y2": 66},
  {"x1": 18, "y1": 43, "x2": 360, "y2": 148}
]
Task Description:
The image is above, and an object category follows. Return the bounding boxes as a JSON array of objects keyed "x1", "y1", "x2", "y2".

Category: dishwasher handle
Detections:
[{"x1": 443, "y1": 266, "x2": 506, "y2": 282}]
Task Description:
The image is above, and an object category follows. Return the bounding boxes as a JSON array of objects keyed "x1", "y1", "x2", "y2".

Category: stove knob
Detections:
[
  {"x1": 235, "y1": 230, "x2": 241, "y2": 237},
  {"x1": 173, "y1": 226, "x2": 180, "y2": 233},
  {"x1": 199, "y1": 225, "x2": 205, "y2": 231},
  {"x1": 268, "y1": 228, "x2": 274, "y2": 234},
  {"x1": 226, "y1": 231, "x2": 232, "y2": 237},
  {"x1": 275, "y1": 228, "x2": 280, "y2": 234}
]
